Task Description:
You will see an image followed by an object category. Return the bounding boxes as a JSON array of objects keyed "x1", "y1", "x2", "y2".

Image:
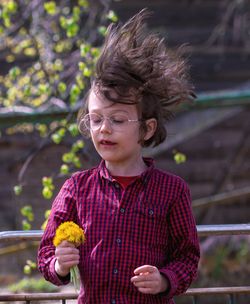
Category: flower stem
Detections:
[{"x1": 70, "y1": 265, "x2": 80, "y2": 292}]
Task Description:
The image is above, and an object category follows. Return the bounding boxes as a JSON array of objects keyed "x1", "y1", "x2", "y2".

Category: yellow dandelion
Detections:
[
  {"x1": 53, "y1": 221, "x2": 85, "y2": 247},
  {"x1": 53, "y1": 221, "x2": 86, "y2": 291}
]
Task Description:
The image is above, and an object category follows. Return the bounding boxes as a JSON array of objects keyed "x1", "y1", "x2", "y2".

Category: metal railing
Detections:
[{"x1": 0, "y1": 224, "x2": 250, "y2": 303}]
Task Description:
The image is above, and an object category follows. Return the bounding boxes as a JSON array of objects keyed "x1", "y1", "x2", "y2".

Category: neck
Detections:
[{"x1": 105, "y1": 157, "x2": 147, "y2": 176}]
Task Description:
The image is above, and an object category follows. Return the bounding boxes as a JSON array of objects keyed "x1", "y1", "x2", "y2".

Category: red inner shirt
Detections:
[{"x1": 112, "y1": 175, "x2": 139, "y2": 189}]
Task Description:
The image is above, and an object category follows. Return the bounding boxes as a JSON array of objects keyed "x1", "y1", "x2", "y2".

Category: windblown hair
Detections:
[{"x1": 78, "y1": 8, "x2": 196, "y2": 147}]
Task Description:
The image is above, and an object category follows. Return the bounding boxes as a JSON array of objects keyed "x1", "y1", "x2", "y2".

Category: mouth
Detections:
[{"x1": 100, "y1": 140, "x2": 116, "y2": 146}]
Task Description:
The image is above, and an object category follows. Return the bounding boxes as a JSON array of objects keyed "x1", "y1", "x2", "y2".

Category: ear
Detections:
[{"x1": 143, "y1": 118, "x2": 157, "y2": 141}]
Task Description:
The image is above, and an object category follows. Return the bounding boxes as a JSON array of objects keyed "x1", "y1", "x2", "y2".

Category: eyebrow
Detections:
[{"x1": 90, "y1": 109, "x2": 130, "y2": 115}]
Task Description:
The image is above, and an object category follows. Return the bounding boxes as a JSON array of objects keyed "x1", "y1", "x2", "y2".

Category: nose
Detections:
[{"x1": 100, "y1": 117, "x2": 112, "y2": 133}]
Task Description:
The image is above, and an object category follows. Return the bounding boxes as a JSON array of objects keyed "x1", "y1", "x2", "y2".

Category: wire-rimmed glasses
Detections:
[{"x1": 80, "y1": 113, "x2": 141, "y2": 132}]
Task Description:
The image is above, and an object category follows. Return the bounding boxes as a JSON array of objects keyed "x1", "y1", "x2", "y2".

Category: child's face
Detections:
[{"x1": 87, "y1": 88, "x2": 144, "y2": 168}]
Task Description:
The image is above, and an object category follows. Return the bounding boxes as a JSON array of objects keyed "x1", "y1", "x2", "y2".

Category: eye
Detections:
[
  {"x1": 89, "y1": 114, "x2": 102, "y2": 125},
  {"x1": 110, "y1": 115, "x2": 127, "y2": 124}
]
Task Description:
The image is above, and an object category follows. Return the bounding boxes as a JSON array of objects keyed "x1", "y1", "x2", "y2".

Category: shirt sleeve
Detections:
[
  {"x1": 159, "y1": 179, "x2": 200, "y2": 298},
  {"x1": 37, "y1": 176, "x2": 77, "y2": 286}
]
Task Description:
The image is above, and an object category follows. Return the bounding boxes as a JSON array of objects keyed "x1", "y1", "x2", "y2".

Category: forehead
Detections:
[{"x1": 88, "y1": 89, "x2": 138, "y2": 115}]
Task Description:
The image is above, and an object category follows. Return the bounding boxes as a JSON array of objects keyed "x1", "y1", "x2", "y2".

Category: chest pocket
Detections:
[{"x1": 131, "y1": 200, "x2": 168, "y2": 248}]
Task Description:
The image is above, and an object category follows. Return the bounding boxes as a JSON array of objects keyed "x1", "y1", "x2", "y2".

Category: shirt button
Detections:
[
  {"x1": 111, "y1": 300, "x2": 116, "y2": 304},
  {"x1": 113, "y1": 268, "x2": 118, "y2": 274},
  {"x1": 116, "y1": 238, "x2": 121, "y2": 244},
  {"x1": 149, "y1": 209, "x2": 154, "y2": 216},
  {"x1": 120, "y1": 208, "x2": 125, "y2": 213},
  {"x1": 114, "y1": 183, "x2": 120, "y2": 188}
]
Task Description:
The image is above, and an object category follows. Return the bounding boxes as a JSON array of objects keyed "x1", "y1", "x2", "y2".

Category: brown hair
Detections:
[{"x1": 78, "y1": 8, "x2": 195, "y2": 147}]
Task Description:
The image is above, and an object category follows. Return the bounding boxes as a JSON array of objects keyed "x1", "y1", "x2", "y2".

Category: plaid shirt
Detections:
[{"x1": 38, "y1": 158, "x2": 200, "y2": 304}]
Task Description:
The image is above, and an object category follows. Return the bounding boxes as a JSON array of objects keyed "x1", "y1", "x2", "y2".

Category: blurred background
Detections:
[{"x1": 0, "y1": 0, "x2": 249, "y2": 303}]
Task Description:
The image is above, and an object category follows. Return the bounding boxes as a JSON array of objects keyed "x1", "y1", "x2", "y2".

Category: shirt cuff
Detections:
[
  {"x1": 49, "y1": 257, "x2": 70, "y2": 285},
  {"x1": 159, "y1": 268, "x2": 178, "y2": 299}
]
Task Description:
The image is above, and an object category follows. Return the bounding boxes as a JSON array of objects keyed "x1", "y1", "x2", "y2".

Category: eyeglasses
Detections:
[{"x1": 80, "y1": 113, "x2": 141, "y2": 132}]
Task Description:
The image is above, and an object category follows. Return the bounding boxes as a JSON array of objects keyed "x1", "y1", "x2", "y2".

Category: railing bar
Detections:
[
  {"x1": 1, "y1": 224, "x2": 250, "y2": 241},
  {"x1": 182, "y1": 286, "x2": 250, "y2": 296},
  {"x1": 198, "y1": 223, "x2": 250, "y2": 237},
  {"x1": 0, "y1": 293, "x2": 78, "y2": 301}
]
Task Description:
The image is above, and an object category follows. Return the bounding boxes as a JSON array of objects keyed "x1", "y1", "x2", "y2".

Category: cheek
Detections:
[{"x1": 90, "y1": 131, "x2": 98, "y2": 144}]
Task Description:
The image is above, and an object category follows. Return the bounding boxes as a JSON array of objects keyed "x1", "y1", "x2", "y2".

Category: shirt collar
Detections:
[{"x1": 98, "y1": 157, "x2": 155, "y2": 184}]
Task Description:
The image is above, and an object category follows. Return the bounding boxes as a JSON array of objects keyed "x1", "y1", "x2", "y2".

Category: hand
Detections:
[
  {"x1": 55, "y1": 240, "x2": 80, "y2": 277},
  {"x1": 131, "y1": 265, "x2": 169, "y2": 295}
]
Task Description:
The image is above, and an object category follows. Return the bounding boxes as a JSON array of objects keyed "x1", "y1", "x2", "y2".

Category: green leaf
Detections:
[
  {"x1": 44, "y1": 1, "x2": 57, "y2": 15},
  {"x1": 9, "y1": 66, "x2": 21, "y2": 80},
  {"x1": 38, "y1": 83, "x2": 50, "y2": 95},
  {"x1": 6, "y1": 1, "x2": 18, "y2": 14},
  {"x1": 42, "y1": 186, "x2": 53, "y2": 199},
  {"x1": 51, "y1": 133, "x2": 62, "y2": 144},
  {"x1": 73, "y1": 6, "x2": 81, "y2": 21},
  {"x1": 78, "y1": 0, "x2": 89, "y2": 8},
  {"x1": 21, "y1": 205, "x2": 34, "y2": 222},
  {"x1": 68, "y1": 123, "x2": 79, "y2": 137},
  {"x1": 36, "y1": 124, "x2": 48, "y2": 137},
  {"x1": 72, "y1": 139, "x2": 84, "y2": 152},
  {"x1": 66, "y1": 20, "x2": 79, "y2": 38},
  {"x1": 98, "y1": 26, "x2": 107, "y2": 36},
  {"x1": 23, "y1": 265, "x2": 31, "y2": 275},
  {"x1": 26, "y1": 259, "x2": 37, "y2": 269},
  {"x1": 60, "y1": 164, "x2": 69, "y2": 175},
  {"x1": 78, "y1": 62, "x2": 86, "y2": 71},
  {"x1": 73, "y1": 156, "x2": 81, "y2": 168},
  {"x1": 14, "y1": 185, "x2": 22, "y2": 195},
  {"x1": 62, "y1": 152, "x2": 74, "y2": 163},
  {"x1": 80, "y1": 43, "x2": 90, "y2": 57},
  {"x1": 83, "y1": 67, "x2": 91, "y2": 77},
  {"x1": 42, "y1": 176, "x2": 53, "y2": 187},
  {"x1": 59, "y1": 16, "x2": 67, "y2": 29},
  {"x1": 58, "y1": 82, "x2": 67, "y2": 94},
  {"x1": 106, "y1": 10, "x2": 118, "y2": 22},
  {"x1": 22, "y1": 220, "x2": 31, "y2": 230},
  {"x1": 173, "y1": 151, "x2": 187, "y2": 164},
  {"x1": 23, "y1": 85, "x2": 31, "y2": 97},
  {"x1": 44, "y1": 209, "x2": 51, "y2": 219},
  {"x1": 70, "y1": 84, "x2": 81, "y2": 105}
]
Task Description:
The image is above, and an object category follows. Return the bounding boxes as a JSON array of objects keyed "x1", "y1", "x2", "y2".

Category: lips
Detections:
[{"x1": 100, "y1": 140, "x2": 116, "y2": 146}]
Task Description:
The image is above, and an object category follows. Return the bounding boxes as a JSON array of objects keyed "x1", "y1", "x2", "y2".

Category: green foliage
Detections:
[
  {"x1": 1, "y1": 0, "x2": 117, "y2": 226},
  {"x1": 13, "y1": 185, "x2": 22, "y2": 195},
  {"x1": 42, "y1": 177, "x2": 55, "y2": 199},
  {"x1": 23, "y1": 259, "x2": 37, "y2": 275},
  {"x1": 44, "y1": 1, "x2": 57, "y2": 15},
  {"x1": 0, "y1": 0, "x2": 116, "y2": 110},
  {"x1": 21, "y1": 205, "x2": 34, "y2": 222},
  {"x1": 0, "y1": 0, "x2": 118, "y2": 280},
  {"x1": 173, "y1": 150, "x2": 187, "y2": 164},
  {"x1": 8, "y1": 277, "x2": 58, "y2": 293}
]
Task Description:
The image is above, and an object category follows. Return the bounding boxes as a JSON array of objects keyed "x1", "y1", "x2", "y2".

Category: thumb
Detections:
[{"x1": 134, "y1": 265, "x2": 157, "y2": 275}]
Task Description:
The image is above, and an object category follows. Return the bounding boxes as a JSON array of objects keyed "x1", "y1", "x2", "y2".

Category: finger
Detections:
[
  {"x1": 134, "y1": 265, "x2": 157, "y2": 275},
  {"x1": 133, "y1": 280, "x2": 154, "y2": 289},
  {"x1": 57, "y1": 240, "x2": 76, "y2": 248},
  {"x1": 137, "y1": 287, "x2": 156, "y2": 295},
  {"x1": 56, "y1": 253, "x2": 79, "y2": 262},
  {"x1": 56, "y1": 246, "x2": 79, "y2": 255},
  {"x1": 131, "y1": 274, "x2": 154, "y2": 283},
  {"x1": 56, "y1": 254, "x2": 80, "y2": 268}
]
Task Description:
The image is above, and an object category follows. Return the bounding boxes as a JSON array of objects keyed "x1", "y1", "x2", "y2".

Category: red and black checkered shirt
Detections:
[{"x1": 38, "y1": 158, "x2": 200, "y2": 304}]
